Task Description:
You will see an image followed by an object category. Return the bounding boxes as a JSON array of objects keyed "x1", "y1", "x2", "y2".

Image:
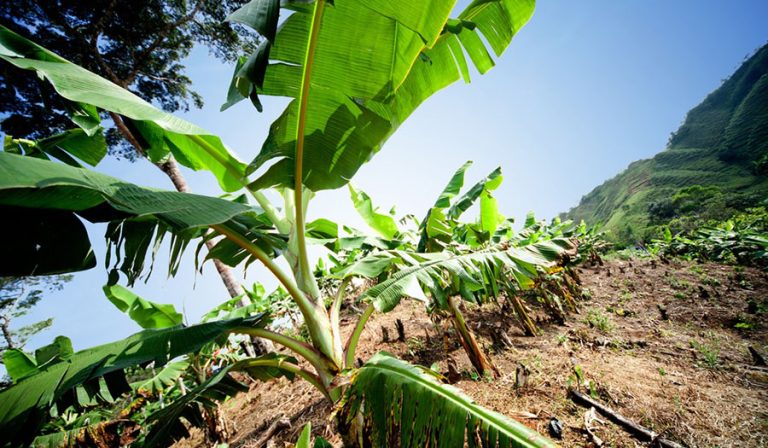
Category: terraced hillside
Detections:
[{"x1": 565, "y1": 44, "x2": 768, "y2": 245}]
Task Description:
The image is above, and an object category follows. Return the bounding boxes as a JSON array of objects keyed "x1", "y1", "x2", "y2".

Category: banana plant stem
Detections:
[
  {"x1": 235, "y1": 327, "x2": 328, "y2": 372},
  {"x1": 447, "y1": 296, "x2": 497, "y2": 377},
  {"x1": 235, "y1": 358, "x2": 330, "y2": 401},
  {"x1": 330, "y1": 277, "x2": 351, "y2": 365},
  {"x1": 331, "y1": 278, "x2": 351, "y2": 322},
  {"x1": 213, "y1": 223, "x2": 339, "y2": 368},
  {"x1": 211, "y1": 224, "x2": 314, "y2": 319},
  {"x1": 344, "y1": 303, "x2": 375, "y2": 369},
  {"x1": 293, "y1": 0, "x2": 327, "y2": 295}
]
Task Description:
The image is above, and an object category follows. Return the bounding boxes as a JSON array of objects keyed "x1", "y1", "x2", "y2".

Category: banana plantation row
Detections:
[{"x1": 2, "y1": 0, "x2": 764, "y2": 447}]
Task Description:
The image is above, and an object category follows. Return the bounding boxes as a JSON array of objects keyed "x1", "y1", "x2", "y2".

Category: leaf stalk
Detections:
[
  {"x1": 292, "y1": 0, "x2": 327, "y2": 301},
  {"x1": 344, "y1": 303, "x2": 375, "y2": 369},
  {"x1": 234, "y1": 357, "x2": 330, "y2": 401},
  {"x1": 213, "y1": 223, "x2": 340, "y2": 368}
]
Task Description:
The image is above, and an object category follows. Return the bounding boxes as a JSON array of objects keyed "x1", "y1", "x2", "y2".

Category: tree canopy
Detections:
[{"x1": 0, "y1": 0, "x2": 257, "y2": 158}]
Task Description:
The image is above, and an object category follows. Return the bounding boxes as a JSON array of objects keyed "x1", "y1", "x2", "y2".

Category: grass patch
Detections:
[
  {"x1": 690, "y1": 339, "x2": 720, "y2": 369},
  {"x1": 585, "y1": 309, "x2": 614, "y2": 333},
  {"x1": 698, "y1": 274, "x2": 721, "y2": 287},
  {"x1": 619, "y1": 290, "x2": 633, "y2": 303},
  {"x1": 667, "y1": 275, "x2": 692, "y2": 290}
]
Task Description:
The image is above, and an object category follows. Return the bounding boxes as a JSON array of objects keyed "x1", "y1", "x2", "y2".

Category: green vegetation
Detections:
[
  {"x1": 6, "y1": 1, "x2": 763, "y2": 445},
  {"x1": 0, "y1": 0, "x2": 258, "y2": 159},
  {"x1": 690, "y1": 339, "x2": 720, "y2": 369},
  {"x1": 0, "y1": 276, "x2": 71, "y2": 368},
  {"x1": 564, "y1": 44, "x2": 768, "y2": 246},
  {"x1": 585, "y1": 309, "x2": 613, "y2": 333},
  {"x1": 0, "y1": 2, "x2": 575, "y2": 447},
  {"x1": 650, "y1": 208, "x2": 768, "y2": 268}
]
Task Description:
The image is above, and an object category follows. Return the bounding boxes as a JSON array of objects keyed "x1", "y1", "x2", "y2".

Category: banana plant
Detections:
[
  {"x1": 335, "y1": 238, "x2": 572, "y2": 375},
  {"x1": 340, "y1": 165, "x2": 577, "y2": 374},
  {"x1": 0, "y1": 1, "x2": 562, "y2": 445},
  {"x1": 1, "y1": 285, "x2": 296, "y2": 447},
  {"x1": 339, "y1": 352, "x2": 554, "y2": 447},
  {"x1": 346, "y1": 161, "x2": 512, "y2": 252},
  {"x1": 103, "y1": 285, "x2": 247, "y2": 445},
  {"x1": 649, "y1": 208, "x2": 768, "y2": 267},
  {"x1": 417, "y1": 162, "x2": 511, "y2": 251},
  {"x1": 0, "y1": 314, "x2": 268, "y2": 447}
]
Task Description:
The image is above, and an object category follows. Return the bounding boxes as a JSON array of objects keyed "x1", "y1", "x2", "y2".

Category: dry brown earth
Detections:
[{"x1": 177, "y1": 258, "x2": 768, "y2": 448}]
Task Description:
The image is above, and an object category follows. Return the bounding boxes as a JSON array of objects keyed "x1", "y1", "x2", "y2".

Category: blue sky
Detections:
[{"x1": 11, "y1": 1, "x2": 768, "y2": 355}]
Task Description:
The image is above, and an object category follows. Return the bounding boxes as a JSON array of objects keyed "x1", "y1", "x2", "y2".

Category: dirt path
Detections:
[{"x1": 177, "y1": 258, "x2": 768, "y2": 447}]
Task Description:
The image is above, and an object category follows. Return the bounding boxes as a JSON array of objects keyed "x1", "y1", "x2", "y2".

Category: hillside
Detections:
[
  {"x1": 177, "y1": 258, "x2": 768, "y2": 447},
  {"x1": 564, "y1": 44, "x2": 768, "y2": 245}
]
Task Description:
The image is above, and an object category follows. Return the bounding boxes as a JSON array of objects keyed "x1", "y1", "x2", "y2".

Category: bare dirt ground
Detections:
[{"x1": 177, "y1": 258, "x2": 768, "y2": 447}]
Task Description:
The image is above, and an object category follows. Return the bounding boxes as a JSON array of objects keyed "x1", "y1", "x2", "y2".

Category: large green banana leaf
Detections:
[
  {"x1": 0, "y1": 26, "x2": 247, "y2": 192},
  {"x1": 3, "y1": 349, "x2": 39, "y2": 382},
  {"x1": 305, "y1": 216, "x2": 404, "y2": 253},
  {"x1": 343, "y1": 352, "x2": 556, "y2": 448},
  {"x1": 131, "y1": 359, "x2": 191, "y2": 396},
  {"x1": 0, "y1": 205, "x2": 97, "y2": 276},
  {"x1": 0, "y1": 152, "x2": 249, "y2": 228},
  {"x1": 4, "y1": 336, "x2": 124, "y2": 416},
  {"x1": 348, "y1": 184, "x2": 399, "y2": 239},
  {"x1": 3, "y1": 336, "x2": 74, "y2": 383},
  {"x1": 434, "y1": 161, "x2": 474, "y2": 208},
  {"x1": 449, "y1": 167, "x2": 503, "y2": 220},
  {"x1": 103, "y1": 285, "x2": 183, "y2": 329},
  {"x1": 479, "y1": 174, "x2": 506, "y2": 234},
  {"x1": 32, "y1": 354, "x2": 292, "y2": 448},
  {"x1": 0, "y1": 315, "x2": 267, "y2": 448},
  {"x1": 417, "y1": 164, "x2": 504, "y2": 251},
  {"x1": 243, "y1": 0, "x2": 536, "y2": 191},
  {"x1": 349, "y1": 239, "x2": 572, "y2": 312},
  {"x1": 142, "y1": 353, "x2": 300, "y2": 447},
  {"x1": 0, "y1": 152, "x2": 260, "y2": 276}
]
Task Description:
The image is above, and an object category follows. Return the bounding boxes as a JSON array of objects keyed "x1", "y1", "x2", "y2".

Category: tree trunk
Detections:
[
  {"x1": 109, "y1": 113, "x2": 273, "y2": 355},
  {"x1": 0, "y1": 316, "x2": 15, "y2": 350},
  {"x1": 447, "y1": 296, "x2": 497, "y2": 377}
]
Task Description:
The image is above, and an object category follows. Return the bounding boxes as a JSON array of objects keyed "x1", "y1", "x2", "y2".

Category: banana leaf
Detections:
[
  {"x1": 0, "y1": 152, "x2": 267, "y2": 277},
  {"x1": 343, "y1": 352, "x2": 555, "y2": 447},
  {"x1": 103, "y1": 285, "x2": 183, "y2": 329},
  {"x1": 0, "y1": 315, "x2": 267, "y2": 448},
  {"x1": 0, "y1": 26, "x2": 247, "y2": 192},
  {"x1": 243, "y1": 0, "x2": 535, "y2": 191}
]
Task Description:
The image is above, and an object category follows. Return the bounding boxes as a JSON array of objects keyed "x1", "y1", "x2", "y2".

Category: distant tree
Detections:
[
  {"x1": 671, "y1": 185, "x2": 722, "y2": 215},
  {"x1": 648, "y1": 198, "x2": 676, "y2": 222},
  {"x1": 0, "y1": 275, "x2": 71, "y2": 359},
  {"x1": 754, "y1": 154, "x2": 768, "y2": 176},
  {"x1": 0, "y1": 0, "x2": 256, "y2": 159},
  {"x1": 0, "y1": 0, "x2": 260, "y2": 292},
  {"x1": 0, "y1": 1, "x2": 271, "y2": 353}
]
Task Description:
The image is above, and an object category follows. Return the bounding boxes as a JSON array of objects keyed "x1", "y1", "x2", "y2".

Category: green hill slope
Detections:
[{"x1": 564, "y1": 44, "x2": 768, "y2": 245}]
